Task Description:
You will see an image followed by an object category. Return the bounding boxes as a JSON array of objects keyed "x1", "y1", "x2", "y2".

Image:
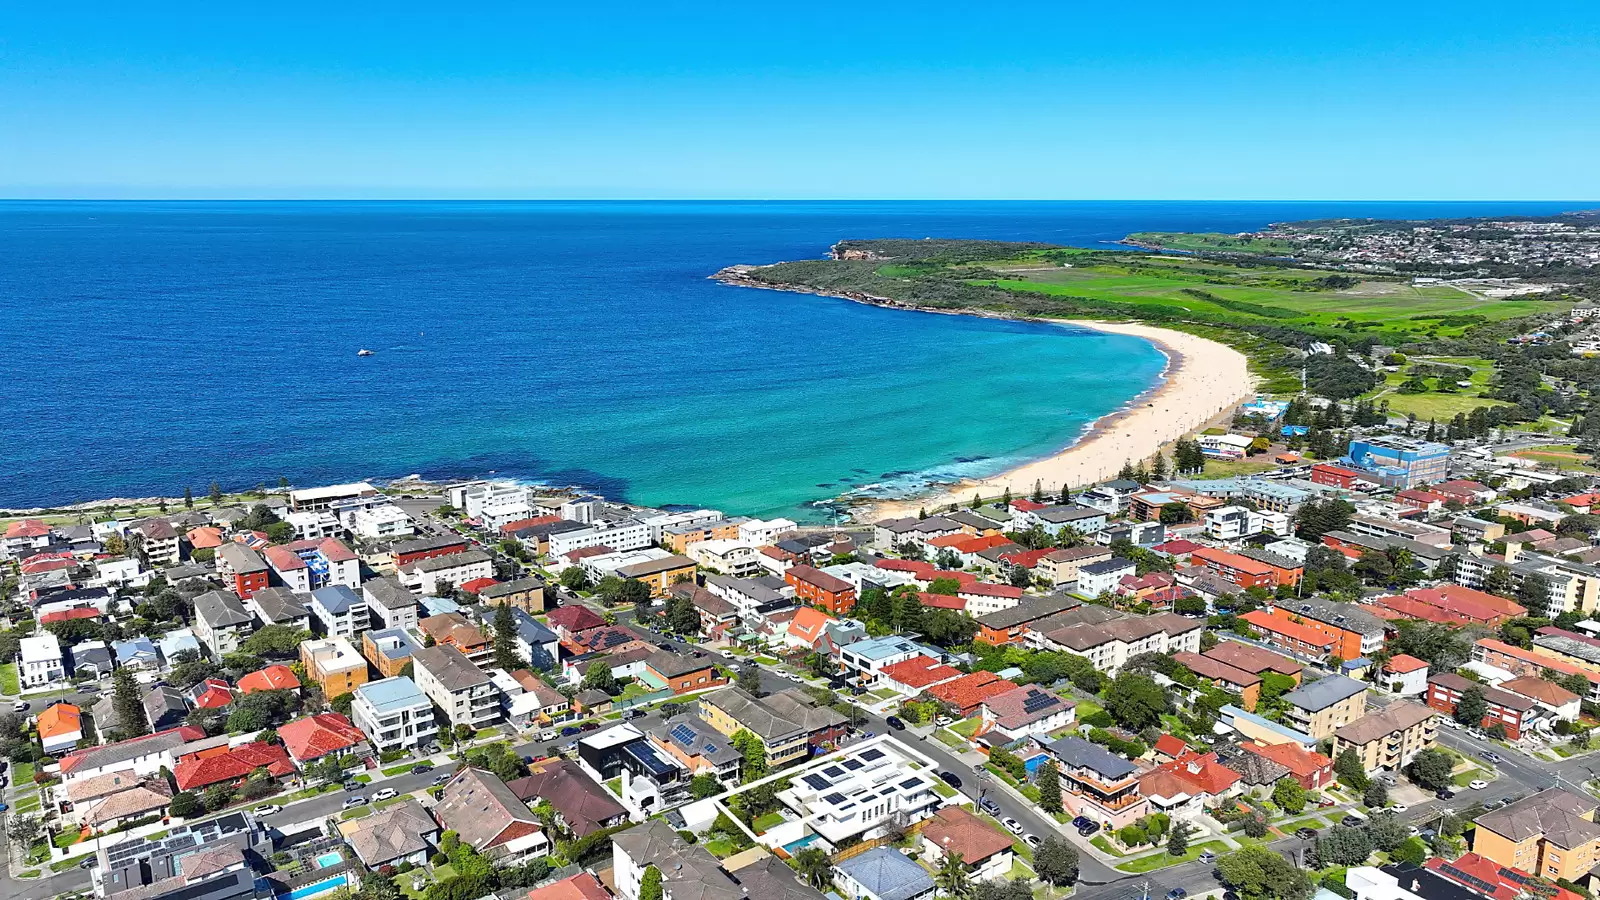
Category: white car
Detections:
[
  {"x1": 1389, "y1": 803, "x2": 1408, "y2": 813},
  {"x1": 1001, "y1": 817, "x2": 1023, "y2": 835},
  {"x1": 1470, "y1": 779, "x2": 1489, "y2": 790},
  {"x1": 371, "y1": 788, "x2": 398, "y2": 802},
  {"x1": 786, "y1": 673, "x2": 805, "y2": 682},
  {"x1": 252, "y1": 804, "x2": 282, "y2": 817},
  {"x1": 934, "y1": 716, "x2": 954, "y2": 727},
  {"x1": 341, "y1": 796, "x2": 367, "y2": 810}
]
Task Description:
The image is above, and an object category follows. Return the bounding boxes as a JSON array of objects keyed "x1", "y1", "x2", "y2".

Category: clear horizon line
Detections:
[{"x1": 2, "y1": 196, "x2": 1598, "y2": 204}]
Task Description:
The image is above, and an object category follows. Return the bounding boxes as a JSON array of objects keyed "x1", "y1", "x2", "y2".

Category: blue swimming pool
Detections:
[
  {"x1": 314, "y1": 852, "x2": 343, "y2": 869},
  {"x1": 283, "y1": 873, "x2": 353, "y2": 900}
]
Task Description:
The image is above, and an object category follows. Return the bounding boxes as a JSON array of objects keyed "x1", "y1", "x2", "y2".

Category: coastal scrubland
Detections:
[{"x1": 735, "y1": 238, "x2": 1573, "y2": 394}]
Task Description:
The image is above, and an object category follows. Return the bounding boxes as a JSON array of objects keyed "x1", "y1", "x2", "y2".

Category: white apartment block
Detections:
[
  {"x1": 398, "y1": 550, "x2": 494, "y2": 595},
  {"x1": 638, "y1": 509, "x2": 723, "y2": 543},
  {"x1": 347, "y1": 504, "x2": 416, "y2": 539},
  {"x1": 412, "y1": 645, "x2": 501, "y2": 729},
  {"x1": 1205, "y1": 506, "x2": 1265, "y2": 541},
  {"x1": 688, "y1": 540, "x2": 762, "y2": 577},
  {"x1": 351, "y1": 676, "x2": 438, "y2": 752},
  {"x1": 459, "y1": 483, "x2": 536, "y2": 531},
  {"x1": 548, "y1": 520, "x2": 652, "y2": 556},
  {"x1": 739, "y1": 518, "x2": 798, "y2": 545}
]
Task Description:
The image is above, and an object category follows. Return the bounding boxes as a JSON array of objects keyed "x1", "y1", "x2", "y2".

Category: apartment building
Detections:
[
  {"x1": 215, "y1": 543, "x2": 270, "y2": 599},
  {"x1": 1281, "y1": 675, "x2": 1368, "y2": 740},
  {"x1": 1330, "y1": 700, "x2": 1437, "y2": 772},
  {"x1": 412, "y1": 644, "x2": 501, "y2": 729},
  {"x1": 310, "y1": 584, "x2": 368, "y2": 639},
  {"x1": 399, "y1": 549, "x2": 494, "y2": 595},
  {"x1": 1205, "y1": 506, "x2": 1265, "y2": 541},
  {"x1": 363, "y1": 576, "x2": 419, "y2": 630},
  {"x1": 698, "y1": 687, "x2": 847, "y2": 768},
  {"x1": 300, "y1": 637, "x2": 369, "y2": 698},
  {"x1": 19, "y1": 632, "x2": 64, "y2": 689},
  {"x1": 351, "y1": 676, "x2": 438, "y2": 753},
  {"x1": 1251, "y1": 598, "x2": 1386, "y2": 660},
  {"x1": 1343, "y1": 436, "x2": 1450, "y2": 489},
  {"x1": 1426, "y1": 672, "x2": 1540, "y2": 739},
  {"x1": 192, "y1": 590, "x2": 256, "y2": 657},
  {"x1": 616, "y1": 554, "x2": 698, "y2": 598},
  {"x1": 363, "y1": 627, "x2": 421, "y2": 679},
  {"x1": 1476, "y1": 638, "x2": 1600, "y2": 701},
  {"x1": 130, "y1": 518, "x2": 182, "y2": 566},
  {"x1": 1028, "y1": 607, "x2": 1202, "y2": 675},
  {"x1": 1189, "y1": 546, "x2": 1280, "y2": 589},
  {"x1": 1036, "y1": 545, "x2": 1113, "y2": 587},
  {"x1": 1473, "y1": 789, "x2": 1600, "y2": 882},
  {"x1": 1042, "y1": 736, "x2": 1148, "y2": 829},
  {"x1": 786, "y1": 564, "x2": 857, "y2": 614}
]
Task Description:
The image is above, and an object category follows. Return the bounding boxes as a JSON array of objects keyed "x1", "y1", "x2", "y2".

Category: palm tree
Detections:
[
  {"x1": 935, "y1": 851, "x2": 972, "y2": 900},
  {"x1": 1056, "y1": 526, "x2": 1085, "y2": 549},
  {"x1": 794, "y1": 848, "x2": 832, "y2": 890}
]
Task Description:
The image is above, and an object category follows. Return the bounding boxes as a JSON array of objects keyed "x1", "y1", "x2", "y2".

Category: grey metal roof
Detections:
[
  {"x1": 363, "y1": 576, "x2": 416, "y2": 610},
  {"x1": 1281, "y1": 675, "x2": 1367, "y2": 713},
  {"x1": 250, "y1": 586, "x2": 309, "y2": 624},
  {"x1": 192, "y1": 590, "x2": 253, "y2": 628},
  {"x1": 311, "y1": 584, "x2": 361, "y2": 614},
  {"x1": 835, "y1": 846, "x2": 936, "y2": 900},
  {"x1": 1044, "y1": 735, "x2": 1137, "y2": 780},
  {"x1": 413, "y1": 644, "x2": 490, "y2": 691}
]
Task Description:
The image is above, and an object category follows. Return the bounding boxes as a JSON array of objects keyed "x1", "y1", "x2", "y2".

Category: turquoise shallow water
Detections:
[{"x1": 0, "y1": 200, "x2": 1577, "y2": 518}]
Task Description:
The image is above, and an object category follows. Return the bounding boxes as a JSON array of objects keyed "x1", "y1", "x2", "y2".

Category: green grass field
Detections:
[
  {"x1": 1362, "y1": 355, "x2": 1506, "y2": 420},
  {"x1": 1505, "y1": 444, "x2": 1599, "y2": 473},
  {"x1": 983, "y1": 254, "x2": 1565, "y2": 344},
  {"x1": 0, "y1": 664, "x2": 18, "y2": 696},
  {"x1": 1115, "y1": 839, "x2": 1230, "y2": 874},
  {"x1": 1124, "y1": 232, "x2": 1298, "y2": 255}
]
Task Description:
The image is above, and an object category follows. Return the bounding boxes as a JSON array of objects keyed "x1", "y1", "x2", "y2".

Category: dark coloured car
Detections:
[
  {"x1": 1295, "y1": 827, "x2": 1319, "y2": 840},
  {"x1": 1436, "y1": 788, "x2": 1456, "y2": 800},
  {"x1": 1071, "y1": 816, "x2": 1093, "y2": 830},
  {"x1": 1224, "y1": 892, "x2": 1240, "y2": 900},
  {"x1": 938, "y1": 771, "x2": 962, "y2": 789},
  {"x1": 1340, "y1": 815, "x2": 1365, "y2": 827},
  {"x1": 561, "y1": 726, "x2": 581, "y2": 736},
  {"x1": 411, "y1": 762, "x2": 433, "y2": 774},
  {"x1": 1077, "y1": 822, "x2": 1100, "y2": 837},
  {"x1": 886, "y1": 716, "x2": 906, "y2": 730},
  {"x1": 849, "y1": 686, "x2": 867, "y2": 696},
  {"x1": 1166, "y1": 889, "x2": 1187, "y2": 900}
]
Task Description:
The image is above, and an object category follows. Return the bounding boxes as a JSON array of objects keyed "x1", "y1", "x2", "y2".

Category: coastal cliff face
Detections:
[{"x1": 709, "y1": 264, "x2": 931, "y2": 314}]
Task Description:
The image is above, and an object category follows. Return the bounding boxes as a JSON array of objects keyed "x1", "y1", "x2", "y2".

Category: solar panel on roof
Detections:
[
  {"x1": 900, "y1": 777, "x2": 921, "y2": 789},
  {"x1": 803, "y1": 774, "x2": 831, "y2": 790},
  {"x1": 860, "y1": 748, "x2": 886, "y2": 761},
  {"x1": 841, "y1": 758, "x2": 864, "y2": 771},
  {"x1": 669, "y1": 724, "x2": 697, "y2": 746},
  {"x1": 824, "y1": 792, "x2": 847, "y2": 805},
  {"x1": 823, "y1": 766, "x2": 844, "y2": 777}
]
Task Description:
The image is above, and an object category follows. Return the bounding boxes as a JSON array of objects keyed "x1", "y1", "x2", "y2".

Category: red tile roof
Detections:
[
  {"x1": 524, "y1": 873, "x2": 612, "y2": 900},
  {"x1": 1240, "y1": 610, "x2": 1335, "y2": 648},
  {"x1": 1010, "y1": 499, "x2": 1049, "y2": 512},
  {"x1": 1403, "y1": 584, "x2": 1525, "y2": 620},
  {"x1": 1152, "y1": 539, "x2": 1202, "y2": 555},
  {"x1": 1241, "y1": 740, "x2": 1331, "y2": 778},
  {"x1": 40, "y1": 608, "x2": 99, "y2": 624},
  {"x1": 958, "y1": 582, "x2": 1023, "y2": 599},
  {"x1": 949, "y1": 534, "x2": 1016, "y2": 554},
  {"x1": 1384, "y1": 654, "x2": 1429, "y2": 674},
  {"x1": 174, "y1": 742, "x2": 294, "y2": 790},
  {"x1": 999, "y1": 548, "x2": 1054, "y2": 569},
  {"x1": 60, "y1": 726, "x2": 206, "y2": 774},
  {"x1": 546, "y1": 606, "x2": 607, "y2": 632},
  {"x1": 1144, "y1": 751, "x2": 1241, "y2": 797},
  {"x1": 187, "y1": 678, "x2": 235, "y2": 709},
  {"x1": 263, "y1": 546, "x2": 308, "y2": 571},
  {"x1": 927, "y1": 672, "x2": 1018, "y2": 712},
  {"x1": 786, "y1": 607, "x2": 835, "y2": 644},
  {"x1": 238, "y1": 665, "x2": 301, "y2": 693},
  {"x1": 186, "y1": 526, "x2": 224, "y2": 549},
  {"x1": 920, "y1": 805, "x2": 1015, "y2": 864},
  {"x1": 6, "y1": 519, "x2": 51, "y2": 538},
  {"x1": 459, "y1": 577, "x2": 499, "y2": 595},
  {"x1": 277, "y1": 713, "x2": 367, "y2": 762},
  {"x1": 918, "y1": 592, "x2": 967, "y2": 610},
  {"x1": 1152, "y1": 734, "x2": 1188, "y2": 758},
  {"x1": 880, "y1": 656, "x2": 963, "y2": 689}
]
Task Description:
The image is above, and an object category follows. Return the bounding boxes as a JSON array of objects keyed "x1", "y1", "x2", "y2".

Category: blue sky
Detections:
[{"x1": 3, "y1": 3, "x2": 1598, "y2": 199}]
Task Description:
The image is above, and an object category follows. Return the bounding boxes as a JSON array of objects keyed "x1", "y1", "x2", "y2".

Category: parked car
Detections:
[
  {"x1": 886, "y1": 716, "x2": 906, "y2": 730},
  {"x1": 1470, "y1": 779, "x2": 1489, "y2": 790},
  {"x1": 80, "y1": 857, "x2": 96, "y2": 870},
  {"x1": 372, "y1": 788, "x2": 397, "y2": 802},
  {"x1": 1295, "y1": 827, "x2": 1319, "y2": 840},
  {"x1": 934, "y1": 716, "x2": 954, "y2": 727},
  {"x1": 342, "y1": 796, "x2": 367, "y2": 809},
  {"x1": 1340, "y1": 814, "x2": 1365, "y2": 827},
  {"x1": 1483, "y1": 798, "x2": 1508, "y2": 810},
  {"x1": 1436, "y1": 789, "x2": 1456, "y2": 800},
  {"x1": 1389, "y1": 803, "x2": 1408, "y2": 813},
  {"x1": 341, "y1": 781, "x2": 361, "y2": 792},
  {"x1": 938, "y1": 771, "x2": 962, "y2": 789},
  {"x1": 1001, "y1": 817, "x2": 1023, "y2": 835},
  {"x1": 423, "y1": 742, "x2": 442, "y2": 754},
  {"x1": 12, "y1": 701, "x2": 26, "y2": 713},
  {"x1": 849, "y1": 686, "x2": 867, "y2": 696},
  {"x1": 982, "y1": 799, "x2": 1003, "y2": 815},
  {"x1": 411, "y1": 762, "x2": 433, "y2": 774},
  {"x1": 1317, "y1": 797, "x2": 1337, "y2": 808},
  {"x1": 1166, "y1": 889, "x2": 1187, "y2": 900},
  {"x1": 1077, "y1": 822, "x2": 1100, "y2": 838},
  {"x1": 560, "y1": 726, "x2": 581, "y2": 736},
  {"x1": 1198, "y1": 851, "x2": 1216, "y2": 864},
  {"x1": 252, "y1": 805, "x2": 282, "y2": 817},
  {"x1": 1024, "y1": 834, "x2": 1042, "y2": 849},
  {"x1": 0, "y1": 802, "x2": 9, "y2": 812}
]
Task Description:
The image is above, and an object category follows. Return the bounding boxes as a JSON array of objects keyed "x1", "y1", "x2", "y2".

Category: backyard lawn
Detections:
[
  {"x1": 950, "y1": 718, "x2": 983, "y2": 738},
  {"x1": 0, "y1": 663, "x2": 18, "y2": 696},
  {"x1": 752, "y1": 812, "x2": 786, "y2": 833}
]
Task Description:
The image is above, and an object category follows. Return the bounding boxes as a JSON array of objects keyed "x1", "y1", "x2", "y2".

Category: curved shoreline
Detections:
[{"x1": 712, "y1": 266, "x2": 1257, "y2": 521}]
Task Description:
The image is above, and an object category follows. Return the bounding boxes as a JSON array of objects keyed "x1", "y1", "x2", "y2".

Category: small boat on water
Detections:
[{"x1": 357, "y1": 349, "x2": 374, "y2": 357}]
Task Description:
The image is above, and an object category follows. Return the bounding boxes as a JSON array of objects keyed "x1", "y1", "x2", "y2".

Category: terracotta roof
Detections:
[
  {"x1": 1202, "y1": 641, "x2": 1303, "y2": 677},
  {"x1": 40, "y1": 608, "x2": 99, "y2": 624},
  {"x1": 1144, "y1": 751, "x2": 1241, "y2": 798},
  {"x1": 525, "y1": 873, "x2": 612, "y2": 900},
  {"x1": 958, "y1": 582, "x2": 1023, "y2": 599},
  {"x1": 1240, "y1": 610, "x2": 1336, "y2": 648},
  {"x1": 1152, "y1": 734, "x2": 1188, "y2": 758},
  {"x1": 37, "y1": 703, "x2": 82, "y2": 739},
  {"x1": 786, "y1": 564, "x2": 853, "y2": 593},
  {"x1": 186, "y1": 526, "x2": 224, "y2": 549},
  {"x1": 1499, "y1": 675, "x2": 1580, "y2": 708},
  {"x1": 187, "y1": 678, "x2": 236, "y2": 709},
  {"x1": 880, "y1": 656, "x2": 963, "y2": 689},
  {"x1": 999, "y1": 548, "x2": 1054, "y2": 568},
  {"x1": 1241, "y1": 740, "x2": 1330, "y2": 778},
  {"x1": 1384, "y1": 654, "x2": 1429, "y2": 674},
  {"x1": 786, "y1": 606, "x2": 835, "y2": 644},
  {"x1": 459, "y1": 577, "x2": 499, "y2": 595},
  {"x1": 6, "y1": 519, "x2": 51, "y2": 538},
  {"x1": 278, "y1": 713, "x2": 367, "y2": 762},
  {"x1": 927, "y1": 672, "x2": 1018, "y2": 711},
  {"x1": 546, "y1": 606, "x2": 607, "y2": 632},
  {"x1": 920, "y1": 805, "x2": 1014, "y2": 864},
  {"x1": 1192, "y1": 546, "x2": 1276, "y2": 577},
  {"x1": 83, "y1": 779, "x2": 173, "y2": 826},
  {"x1": 238, "y1": 664, "x2": 301, "y2": 693},
  {"x1": 174, "y1": 742, "x2": 294, "y2": 790},
  {"x1": 1173, "y1": 651, "x2": 1261, "y2": 689},
  {"x1": 917, "y1": 592, "x2": 967, "y2": 610}
]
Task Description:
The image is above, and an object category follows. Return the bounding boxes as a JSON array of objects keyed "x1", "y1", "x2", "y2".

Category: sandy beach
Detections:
[{"x1": 857, "y1": 320, "x2": 1256, "y2": 521}]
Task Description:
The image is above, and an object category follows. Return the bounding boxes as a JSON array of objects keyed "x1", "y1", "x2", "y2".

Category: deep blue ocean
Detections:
[{"x1": 0, "y1": 200, "x2": 1582, "y2": 518}]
